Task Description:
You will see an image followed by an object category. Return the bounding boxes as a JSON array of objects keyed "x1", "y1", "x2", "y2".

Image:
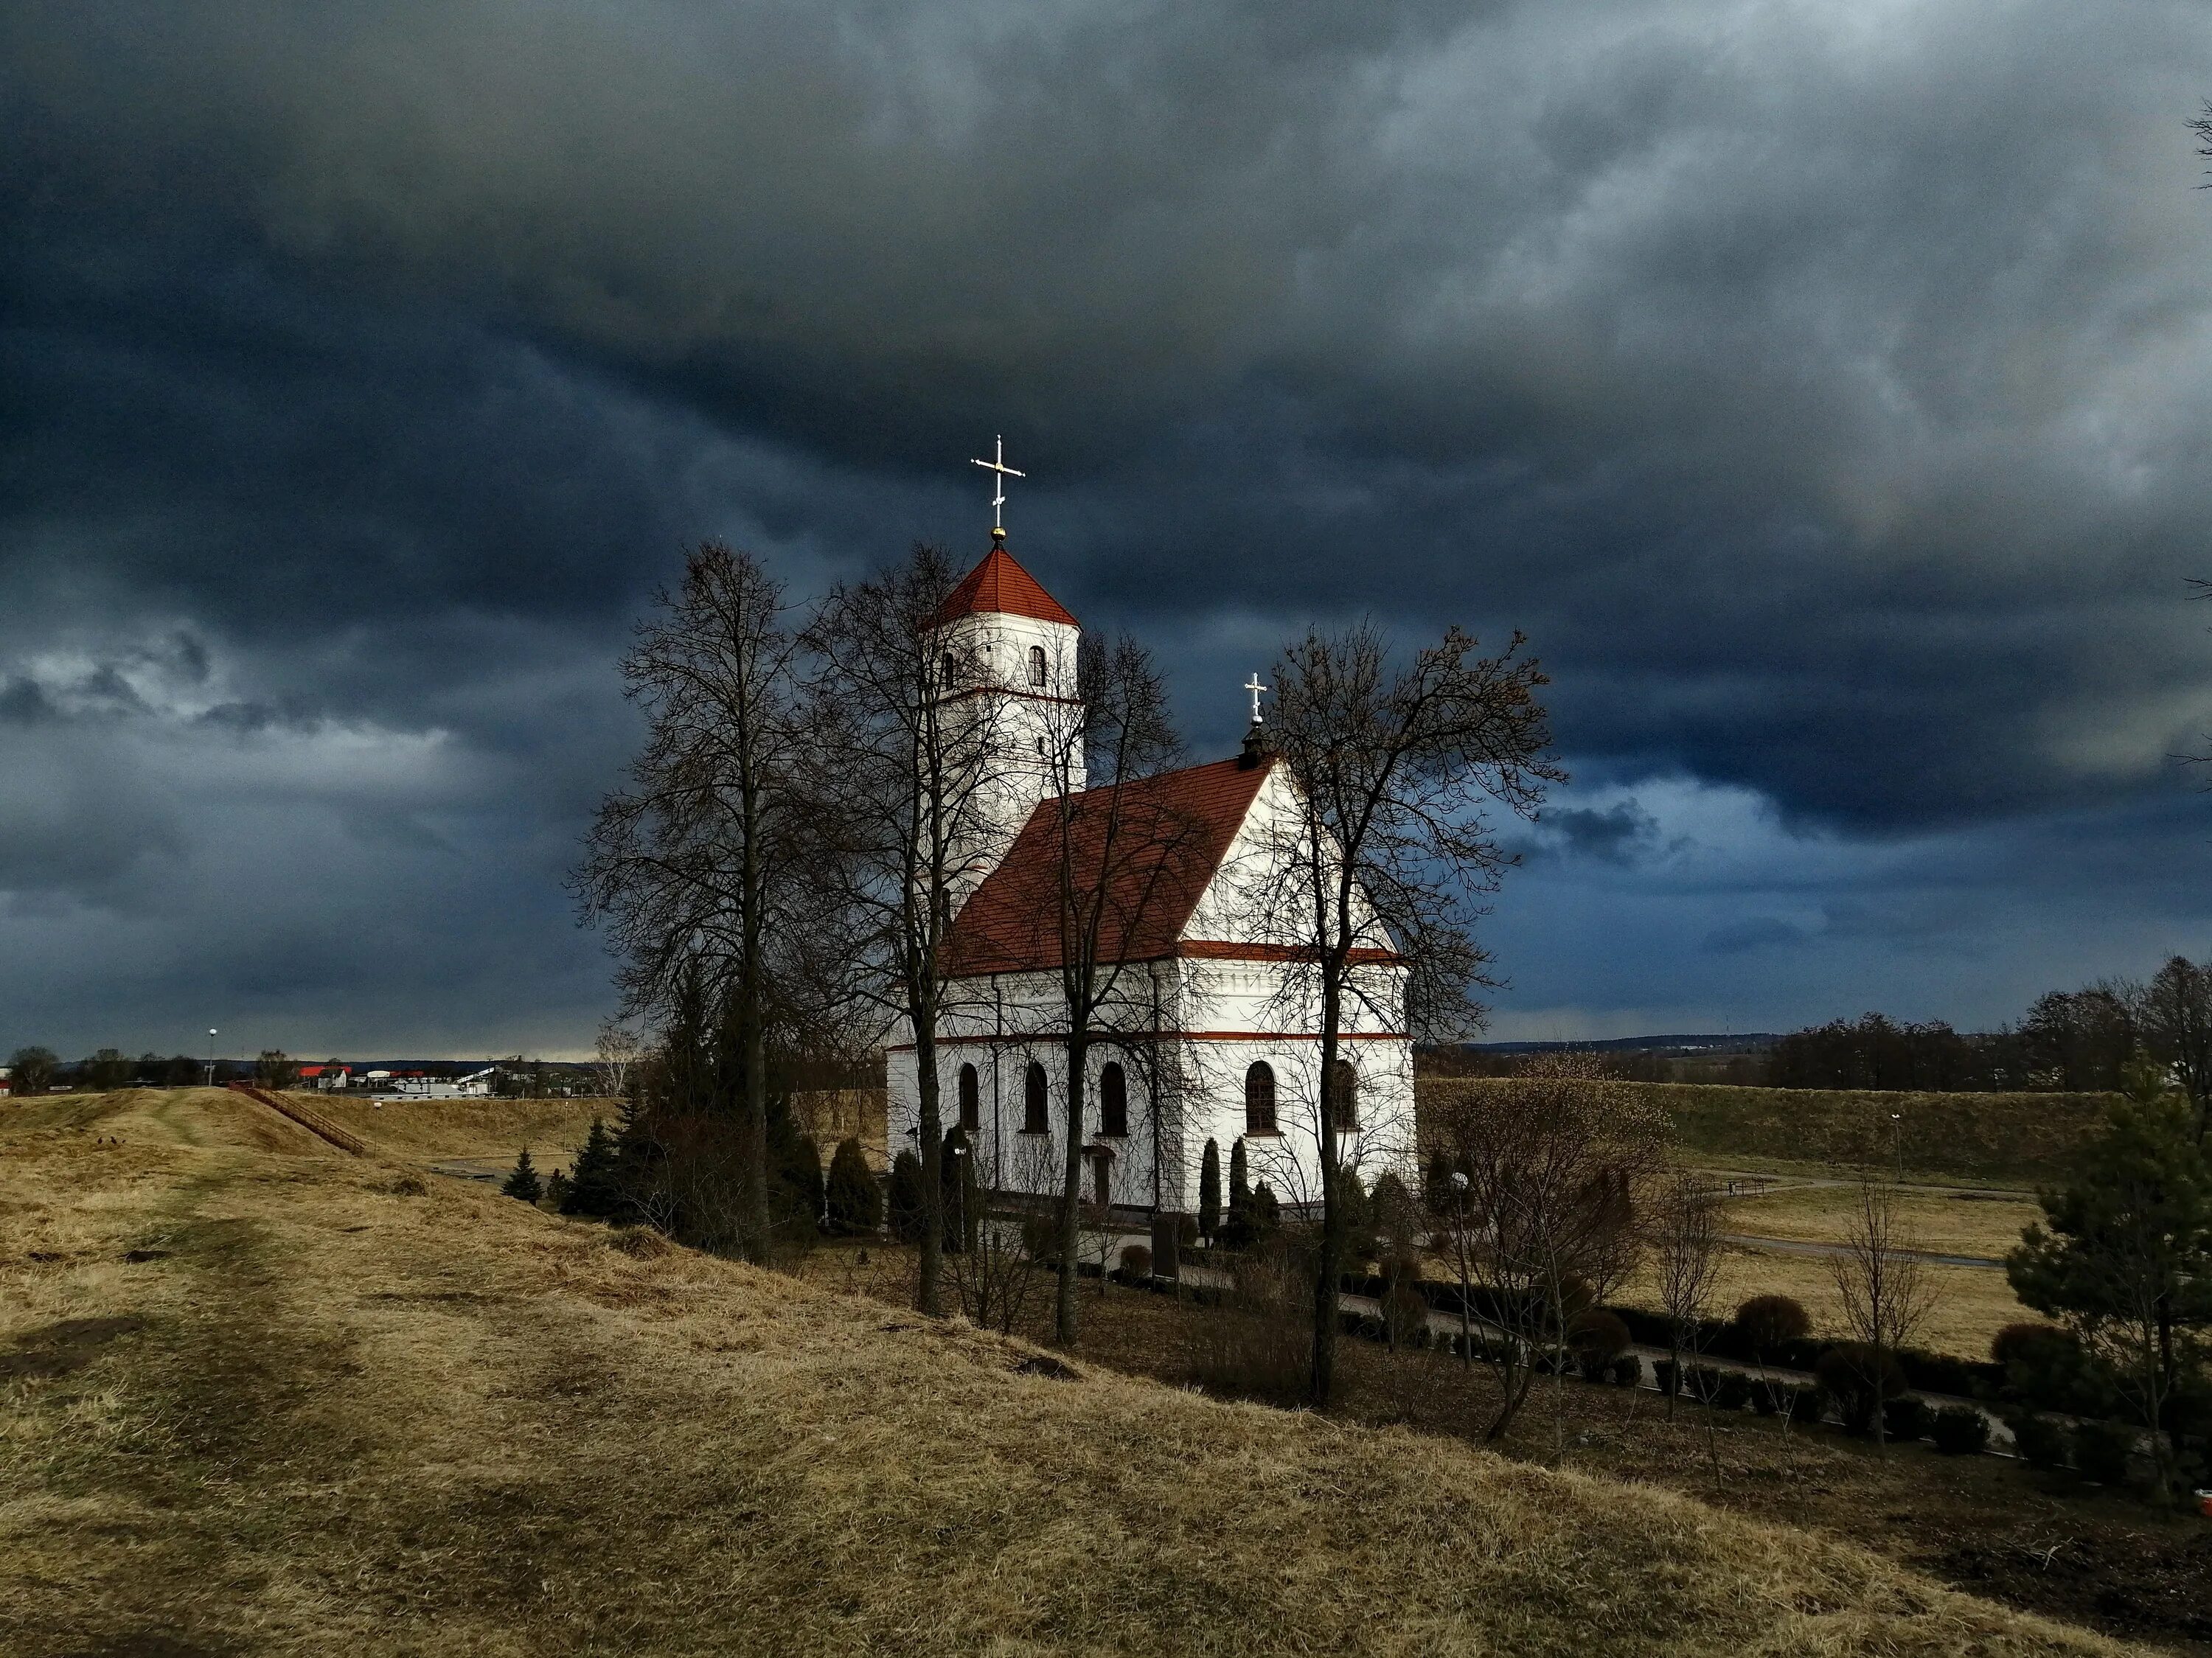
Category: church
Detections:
[{"x1": 883, "y1": 509, "x2": 1416, "y2": 1230}]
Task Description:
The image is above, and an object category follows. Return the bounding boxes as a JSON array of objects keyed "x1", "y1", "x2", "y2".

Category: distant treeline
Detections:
[{"x1": 1769, "y1": 957, "x2": 2209, "y2": 1094}]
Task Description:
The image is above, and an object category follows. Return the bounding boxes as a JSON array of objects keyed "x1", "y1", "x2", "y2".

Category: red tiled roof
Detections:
[
  {"x1": 933, "y1": 543, "x2": 1079, "y2": 628},
  {"x1": 945, "y1": 756, "x2": 1273, "y2": 975}
]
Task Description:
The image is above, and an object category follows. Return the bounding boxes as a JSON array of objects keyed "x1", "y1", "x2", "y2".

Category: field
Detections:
[
  {"x1": 1417, "y1": 1076, "x2": 2117, "y2": 1189},
  {"x1": 0, "y1": 1090, "x2": 2168, "y2": 1657}
]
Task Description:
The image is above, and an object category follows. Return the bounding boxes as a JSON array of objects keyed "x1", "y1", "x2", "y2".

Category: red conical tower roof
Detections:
[{"x1": 933, "y1": 538, "x2": 1079, "y2": 628}]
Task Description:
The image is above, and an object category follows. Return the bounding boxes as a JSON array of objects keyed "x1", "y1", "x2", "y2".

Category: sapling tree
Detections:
[{"x1": 1827, "y1": 1173, "x2": 1937, "y2": 1456}]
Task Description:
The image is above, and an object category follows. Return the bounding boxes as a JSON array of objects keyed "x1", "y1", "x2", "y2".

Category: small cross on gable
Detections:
[
  {"x1": 968, "y1": 434, "x2": 1026, "y2": 538},
  {"x1": 1244, "y1": 672, "x2": 1269, "y2": 725}
]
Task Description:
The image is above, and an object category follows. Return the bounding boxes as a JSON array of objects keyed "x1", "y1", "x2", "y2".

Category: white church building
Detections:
[{"x1": 883, "y1": 532, "x2": 1416, "y2": 1224}]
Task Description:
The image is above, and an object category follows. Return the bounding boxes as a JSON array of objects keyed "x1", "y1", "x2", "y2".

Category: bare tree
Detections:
[
  {"x1": 2137, "y1": 955, "x2": 2212, "y2": 1143},
  {"x1": 1430, "y1": 1056, "x2": 1667, "y2": 1441},
  {"x1": 1250, "y1": 622, "x2": 1559, "y2": 1407},
  {"x1": 806, "y1": 546, "x2": 1013, "y2": 1317},
  {"x1": 573, "y1": 542, "x2": 826, "y2": 1264},
  {"x1": 594, "y1": 1020, "x2": 643, "y2": 1100},
  {"x1": 1826, "y1": 1174, "x2": 1937, "y2": 1455},
  {"x1": 1652, "y1": 1169, "x2": 1725, "y2": 1480}
]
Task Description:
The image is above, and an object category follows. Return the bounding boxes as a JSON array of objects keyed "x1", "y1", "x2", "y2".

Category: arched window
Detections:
[
  {"x1": 1099, "y1": 1062, "x2": 1127, "y2": 1137},
  {"x1": 1023, "y1": 1062, "x2": 1048, "y2": 1133},
  {"x1": 1027, "y1": 644, "x2": 1046, "y2": 687},
  {"x1": 1328, "y1": 1059, "x2": 1359, "y2": 1132},
  {"x1": 1244, "y1": 1062, "x2": 1276, "y2": 1135},
  {"x1": 940, "y1": 651, "x2": 959, "y2": 690},
  {"x1": 957, "y1": 1062, "x2": 980, "y2": 1131}
]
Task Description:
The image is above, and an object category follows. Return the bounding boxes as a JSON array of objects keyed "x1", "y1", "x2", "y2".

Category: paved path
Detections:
[{"x1": 1716, "y1": 1231, "x2": 2006, "y2": 1269}]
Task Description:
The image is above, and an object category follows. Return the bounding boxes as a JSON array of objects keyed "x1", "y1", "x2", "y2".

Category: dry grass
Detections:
[
  {"x1": 0, "y1": 1110, "x2": 2160, "y2": 1657},
  {"x1": 1418, "y1": 1078, "x2": 2115, "y2": 1189},
  {"x1": 1725, "y1": 1184, "x2": 2043, "y2": 1261},
  {"x1": 309, "y1": 1092, "x2": 616, "y2": 1159}
]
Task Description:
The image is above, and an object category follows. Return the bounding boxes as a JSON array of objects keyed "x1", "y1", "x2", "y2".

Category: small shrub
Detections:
[
  {"x1": 1653, "y1": 1359, "x2": 1680, "y2": 1397},
  {"x1": 609, "y1": 1226, "x2": 672, "y2": 1260},
  {"x1": 1608, "y1": 1354, "x2": 1642, "y2": 1387},
  {"x1": 1567, "y1": 1309, "x2": 1631, "y2": 1373},
  {"x1": 1795, "y1": 1383, "x2": 1830, "y2": 1427},
  {"x1": 2008, "y1": 1413, "x2": 2070, "y2": 1470},
  {"x1": 1020, "y1": 1210, "x2": 1062, "y2": 1264},
  {"x1": 1177, "y1": 1213, "x2": 1200, "y2": 1250},
  {"x1": 2073, "y1": 1421, "x2": 2135, "y2": 1488},
  {"x1": 1708, "y1": 1372, "x2": 1752, "y2": 1413},
  {"x1": 1815, "y1": 1343, "x2": 1905, "y2": 1435},
  {"x1": 1119, "y1": 1243, "x2": 1153, "y2": 1280},
  {"x1": 1930, "y1": 1405, "x2": 1992, "y2": 1456},
  {"x1": 1883, "y1": 1396, "x2": 1932, "y2": 1444},
  {"x1": 1733, "y1": 1294, "x2": 1811, "y2": 1353},
  {"x1": 1991, "y1": 1321, "x2": 2067, "y2": 1367}
]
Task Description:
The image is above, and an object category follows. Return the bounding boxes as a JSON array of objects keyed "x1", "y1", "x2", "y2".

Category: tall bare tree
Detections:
[
  {"x1": 806, "y1": 545, "x2": 1012, "y2": 1317},
  {"x1": 1259, "y1": 621, "x2": 1561, "y2": 1406},
  {"x1": 1827, "y1": 1174, "x2": 1937, "y2": 1455},
  {"x1": 574, "y1": 542, "x2": 818, "y2": 1263},
  {"x1": 1652, "y1": 1168, "x2": 1723, "y2": 1471}
]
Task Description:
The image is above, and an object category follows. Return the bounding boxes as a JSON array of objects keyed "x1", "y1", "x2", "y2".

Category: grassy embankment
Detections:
[
  {"x1": 0, "y1": 1089, "x2": 2149, "y2": 1657},
  {"x1": 1418, "y1": 1078, "x2": 2109, "y2": 1360}
]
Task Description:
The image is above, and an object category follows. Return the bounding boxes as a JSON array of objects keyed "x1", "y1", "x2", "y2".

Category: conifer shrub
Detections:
[
  {"x1": 560, "y1": 1118, "x2": 624, "y2": 1217},
  {"x1": 502, "y1": 1147, "x2": 543, "y2": 1205},
  {"x1": 1795, "y1": 1383, "x2": 1830, "y2": 1427},
  {"x1": 1177, "y1": 1213, "x2": 1200, "y2": 1250},
  {"x1": 1653, "y1": 1359, "x2": 1680, "y2": 1397},
  {"x1": 1251, "y1": 1182, "x2": 1281, "y2": 1230},
  {"x1": 2073, "y1": 1420, "x2": 2135, "y2": 1487},
  {"x1": 1119, "y1": 1243, "x2": 1152, "y2": 1281},
  {"x1": 543, "y1": 1170, "x2": 571, "y2": 1209},
  {"x1": 1608, "y1": 1353, "x2": 1642, "y2": 1387},
  {"x1": 1020, "y1": 1209, "x2": 1062, "y2": 1265},
  {"x1": 1198, "y1": 1138, "x2": 1222, "y2": 1246},
  {"x1": 886, "y1": 1150, "x2": 925, "y2": 1244},
  {"x1": 824, "y1": 1138, "x2": 881, "y2": 1235},
  {"x1": 1930, "y1": 1404, "x2": 1992, "y2": 1455}
]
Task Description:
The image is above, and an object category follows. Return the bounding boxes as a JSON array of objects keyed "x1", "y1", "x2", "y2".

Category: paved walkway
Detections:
[{"x1": 1715, "y1": 1232, "x2": 2005, "y2": 1269}]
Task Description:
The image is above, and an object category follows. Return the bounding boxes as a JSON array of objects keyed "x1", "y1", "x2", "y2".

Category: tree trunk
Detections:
[
  {"x1": 1310, "y1": 978, "x2": 1343, "y2": 1407},
  {"x1": 1056, "y1": 1035, "x2": 1089, "y2": 1346},
  {"x1": 916, "y1": 1025, "x2": 945, "y2": 1317}
]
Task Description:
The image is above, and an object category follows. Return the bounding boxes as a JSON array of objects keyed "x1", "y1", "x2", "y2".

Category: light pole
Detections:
[
  {"x1": 950, "y1": 1141, "x2": 967, "y2": 1256},
  {"x1": 204, "y1": 1028, "x2": 218, "y2": 1089},
  {"x1": 1450, "y1": 1169, "x2": 1473, "y2": 1366}
]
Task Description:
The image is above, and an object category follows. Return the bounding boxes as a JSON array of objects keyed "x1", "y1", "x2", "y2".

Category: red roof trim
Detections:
[{"x1": 933, "y1": 544, "x2": 1079, "y2": 627}]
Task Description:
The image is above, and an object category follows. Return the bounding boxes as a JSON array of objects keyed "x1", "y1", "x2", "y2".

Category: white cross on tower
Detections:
[
  {"x1": 1245, "y1": 672, "x2": 1269, "y2": 725},
  {"x1": 969, "y1": 435, "x2": 1026, "y2": 539}
]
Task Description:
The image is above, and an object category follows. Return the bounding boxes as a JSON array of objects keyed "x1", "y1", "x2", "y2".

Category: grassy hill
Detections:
[
  {"x1": 0, "y1": 1093, "x2": 2146, "y2": 1655},
  {"x1": 1418, "y1": 1076, "x2": 2117, "y2": 1188}
]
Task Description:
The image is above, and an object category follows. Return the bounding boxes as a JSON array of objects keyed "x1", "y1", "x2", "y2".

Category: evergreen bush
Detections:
[
  {"x1": 1653, "y1": 1359, "x2": 1680, "y2": 1397},
  {"x1": 1567, "y1": 1309, "x2": 1631, "y2": 1375},
  {"x1": 560, "y1": 1118, "x2": 623, "y2": 1217},
  {"x1": 502, "y1": 1148, "x2": 543, "y2": 1205},
  {"x1": 1198, "y1": 1139, "x2": 1222, "y2": 1245},
  {"x1": 1930, "y1": 1405, "x2": 1992, "y2": 1455},
  {"x1": 1119, "y1": 1243, "x2": 1153, "y2": 1280},
  {"x1": 824, "y1": 1138, "x2": 881, "y2": 1235},
  {"x1": 1795, "y1": 1383, "x2": 1830, "y2": 1427},
  {"x1": 886, "y1": 1150, "x2": 925, "y2": 1244},
  {"x1": 1609, "y1": 1354, "x2": 1642, "y2": 1387}
]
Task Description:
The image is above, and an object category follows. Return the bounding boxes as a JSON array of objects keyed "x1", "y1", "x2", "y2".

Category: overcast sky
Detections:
[{"x1": 8, "y1": 1, "x2": 2212, "y2": 1058}]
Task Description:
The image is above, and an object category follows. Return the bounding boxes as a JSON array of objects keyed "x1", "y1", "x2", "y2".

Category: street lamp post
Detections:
[
  {"x1": 1450, "y1": 1170, "x2": 1473, "y2": 1366},
  {"x1": 204, "y1": 1028, "x2": 218, "y2": 1089}
]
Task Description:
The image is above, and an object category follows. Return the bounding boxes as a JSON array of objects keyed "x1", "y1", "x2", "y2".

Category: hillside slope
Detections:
[{"x1": 0, "y1": 1106, "x2": 2145, "y2": 1657}]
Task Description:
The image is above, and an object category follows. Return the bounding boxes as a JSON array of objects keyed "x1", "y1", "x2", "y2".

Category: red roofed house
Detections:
[{"x1": 885, "y1": 537, "x2": 1413, "y2": 1226}]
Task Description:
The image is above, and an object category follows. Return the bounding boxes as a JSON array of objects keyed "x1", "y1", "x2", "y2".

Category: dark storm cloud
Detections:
[{"x1": 6, "y1": 0, "x2": 2212, "y2": 1048}]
